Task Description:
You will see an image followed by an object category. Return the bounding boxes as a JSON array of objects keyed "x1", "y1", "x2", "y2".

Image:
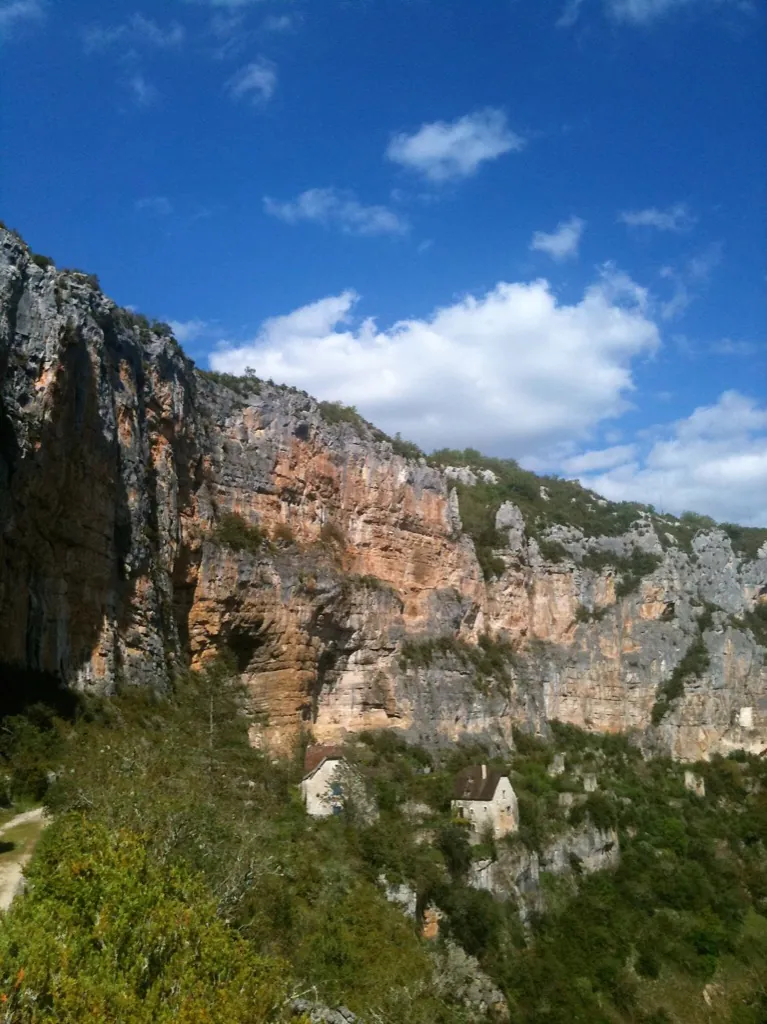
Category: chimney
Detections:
[{"x1": 481, "y1": 764, "x2": 487, "y2": 780}]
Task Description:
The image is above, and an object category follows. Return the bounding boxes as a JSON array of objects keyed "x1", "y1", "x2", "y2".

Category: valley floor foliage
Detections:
[{"x1": 0, "y1": 659, "x2": 766, "y2": 1023}]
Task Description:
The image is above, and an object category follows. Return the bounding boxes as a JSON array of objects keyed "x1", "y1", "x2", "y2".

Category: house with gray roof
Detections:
[
  {"x1": 451, "y1": 764, "x2": 519, "y2": 840},
  {"x1": 300, "y1": 744, "x2": 346, "y2": 818}
]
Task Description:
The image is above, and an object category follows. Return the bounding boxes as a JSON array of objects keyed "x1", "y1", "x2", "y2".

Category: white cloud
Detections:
[
  {"x1": 190, "y1": 0, "x2": 265, "y2": 6},
  {"x1": 127, "y1": 72, "x2": 158, "y2": 107},
  {"x1": 659, "y1": 244, "x2": 721, "y2": 320},
  {"x1": 263, "y1": 14, "x2": 294, "y2": 32},
  {"x1": 563, "y1": 444, "x2": 639, "y2": 473},
  {"x1": 209, "y1": 267, "x2": 659, "y2": 457},
  {"x1": 605, "y1": 0, "x2": 748, "y2": 24},
  {"x1": 386, "y1": 109, "x2": 525, "y2": 183},
  {"x1": 659, "y1": 267, "x2": 690, "y2": 321},
  {"x1": 710, "y1": 338, "x2": 759, "y2": 357},
  {"x1": 556, "y1": 0, "x2": 586, "y2": 27},
  {"x1": 263, "y1": 188, "x2": 409, "y2": 237},
  {"x1": 619, "y1": 203, "x2": 695, "y2": 232},
  {"x1": 579, "y1": 391, "x2": 767, "y2": 525},
  {"x1": 135, "y1": 196, "x2": 173, "y2": 215},
  {"x1": 0, "y1": 0, "x2": 44, "y2": 36},
  {"x1": 83, "y1": 14, "x2": 185, "y2": 53},
  {"x1": 227, "y1": 59, "x2": 277, "y2": 106},
  {"x1": 169, "y1": 318, "x2": 212, "y2": 343},
  {"x1": 530, "y1": 217, "x2": 585, "y2": 261}
]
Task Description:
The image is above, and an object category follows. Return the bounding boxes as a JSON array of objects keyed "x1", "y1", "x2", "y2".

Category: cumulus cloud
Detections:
[
  {"x1": 82, "y1": 14, "x2": 185, "y2": 53},
  {"x1": 710, "y1": 339, "x2": 759, "y2": 356},
  {"x1": 263, "y1": 14, "x2": 295, "y2": 32},
  {"x1": 563, "y1": 444, "x2": 639, "y2": 473},
  {"x1": 556, "y1": 0, "x2": 586, "y2": 27},
  {"x1": 209, "y1": 267, "x2": 659, "y2": 456},
  {"x1": 659, "y1": 243, "x2": 722, "y2": 320},
  {"x1": 169, "y1": 318, "x2": 212, "y2": 343},
  {"x1": 558, "y1": 0, "x2": 748, "y2": 28},
  {"x1": 127, "y1": 72, "x2": 158, "y2": 107},
  {"x1": 605, "y1": 0, "x2": 747, "y2": 24},
  {"x1": 578, "y1": 391, "x2": 767, "y2": 525},
  {"x1": 619, "y1": 203, "x2": 695, "y2": 232},
  {"x1": 187, "y1": 0, "x2": 265, "y2": 6},
  {"x1": 530, "y1": 217, "x2": 585, "y2": 261},
  {"x1": 0, "y1": 0, "x2": 44, "y2": 36},
  {"x1": 135, "y1": 195, "x2": 173, "y2": 215},
  {"x1": 227, "y1": 59, "x2": 277, "y2": 106},
  {"x1": 386, "y1": 109, "x2": 525, "y2": 183},
  {"x1": 263, "y1": 188, "x2": 409, "y2": 237}
]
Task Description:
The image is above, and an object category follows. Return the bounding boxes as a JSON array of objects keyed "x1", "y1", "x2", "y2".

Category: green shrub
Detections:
[
  {"x1": 0, "y1": 704, "x2": 63, "y2": 803},
  {"x1": 212, "y1": 512, "x2": 266, "y2": 555},
  {"x1": 720, "y1": 523, "x2": 767, "y2": 561},
  {"x1": 30, "y1": 252, "x2": 54, "y2": 270},
  {"x1": 581, "y1": 548, "x2": 661, "y2": 597},
  {"x1": 198, "y1": 369, "x2": 261, "y2": 397},
  {"x1": 652, "y1": 634, "x2": 711, "y2": 725},
  {"x1": 389, "y1": 432, "x2": 424, "y2": 460},
  {"x1": 538, "y1": 539, "x2": 569, "y2": 563},
  {"x1": 62, "y1": 268, "x2": 100, "y2": 289},
  {"x1": 731, "y1": 604, "x2": 767, "y2": 646},
  {"x1": 318, "y1": 400, "x2": 368, "y2": 434},
  {"x1": 0, "y1": 815, "x2": 291, "y2": 1023},
  {"x1": 680, "y1": 510, "x2": 717, "y2": 531},
  {"x1": 399, "y1": 632, "x2": 515, "y2": 689}
]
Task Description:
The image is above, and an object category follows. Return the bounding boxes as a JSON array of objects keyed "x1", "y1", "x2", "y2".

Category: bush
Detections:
[
  {"x1": 389, "y1": 432, "x2": 424, "y2": 460},
  {"x1": 652, "y1": 634, "x2": 710, "y2": 725},
  {"x1": 732, "y1": 604, "x2": 767, "y2": 646},
  {"x1": 0, "y1": 705, "x2": 62, "y2": 803},
  {"x1": 62, "y1": 268, "x2": 100, "y2": 289},
  {"x1": 538, "y1": 539, "x2": 569, "y2": 563},
  {"x1": 318, "y1": 401, "x2": 368, "y2": 434},
  {"x1": 30, "y1": 252, "x2": 54, "y2": 270},
  {"x1": 197, "y1": 369, "x2": 261, "y2": 397},
  {"x1": 580, "y1": 548, "x2": 661, "y2": 598},
  {"x1": 0, "y1": 815, "x2": 291, "y2": 1023},
  {"x1": 212, "y1": 512, "x2": 266, "y2": 555},
  {"x1": 720, "y1": 523, "x2": 767, "y2": 561},
  {"x1": 436, "y1": 821, "x2": 472, "y2": 880},
  {"x1": 399, "y1": 633, "x2": 515, "y2": 690}
]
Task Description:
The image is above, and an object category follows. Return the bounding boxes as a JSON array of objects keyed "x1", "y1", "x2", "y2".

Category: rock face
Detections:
[
  {"x1": 469, "y1": 825, "x2": 621, "y2": 921},
  {"x1": 1, "y1": 227, "x2": 766, "y2": 759}
]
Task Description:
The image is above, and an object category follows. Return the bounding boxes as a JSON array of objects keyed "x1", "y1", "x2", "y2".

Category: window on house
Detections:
[{"x1": 330, "y1": 782, "x2": 343, "y2": 796}]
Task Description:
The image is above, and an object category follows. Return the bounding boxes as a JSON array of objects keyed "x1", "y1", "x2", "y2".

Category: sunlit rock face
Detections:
[{"x1": 1, "y1": 227, "x2": 765, "y2": 759}]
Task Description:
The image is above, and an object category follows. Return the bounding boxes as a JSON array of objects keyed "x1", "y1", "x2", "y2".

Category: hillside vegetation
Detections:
[
  {"x1": 1, "y1": 661, "x2": 766, "y2": 1023},
  {"x1": 427, "y1": 449, "x2": 767, "y2": 580}
]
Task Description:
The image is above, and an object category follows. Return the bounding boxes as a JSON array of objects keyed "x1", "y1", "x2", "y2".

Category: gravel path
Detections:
[{"x1": 0, "y1": 806, "x2": 47, "y2": 911}]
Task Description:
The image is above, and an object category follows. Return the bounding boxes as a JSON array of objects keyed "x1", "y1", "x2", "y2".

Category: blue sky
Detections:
[{"x1": 1, "y1": 0, "x2": 765, "y2": 524}]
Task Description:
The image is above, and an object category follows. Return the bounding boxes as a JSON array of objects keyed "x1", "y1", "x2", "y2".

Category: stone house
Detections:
[
  {"x1": 684, "y1": 770, "x2": 706, "y2": 797},
  {"x1": 300, "y1": 744, "x2": 347, "y2": 818},
  {"x1": 451, "y1": 765, "x2": 519, "y2": 840}
]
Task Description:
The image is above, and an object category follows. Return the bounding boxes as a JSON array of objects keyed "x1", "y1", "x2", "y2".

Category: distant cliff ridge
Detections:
[{"x1": 1, "y1": 226, "x2": 766, "y2": 760}]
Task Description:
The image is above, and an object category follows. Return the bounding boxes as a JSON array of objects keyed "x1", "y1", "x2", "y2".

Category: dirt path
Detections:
[{"x1": 0, "y1": 806, "x2": 47, "y2": 912}]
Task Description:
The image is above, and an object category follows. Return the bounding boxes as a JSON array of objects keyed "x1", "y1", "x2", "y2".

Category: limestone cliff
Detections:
[{"x1": 1, "y1": 227, "x2": 765, "y2": 759}]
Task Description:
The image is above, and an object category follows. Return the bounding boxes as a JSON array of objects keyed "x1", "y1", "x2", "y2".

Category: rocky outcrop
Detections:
[
  {"x1": 469, "y1": 825, "x2": 621, "y2": 920},
  {"x1": 1, "y1": 227, "x2": 765, "y2": 759}
]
